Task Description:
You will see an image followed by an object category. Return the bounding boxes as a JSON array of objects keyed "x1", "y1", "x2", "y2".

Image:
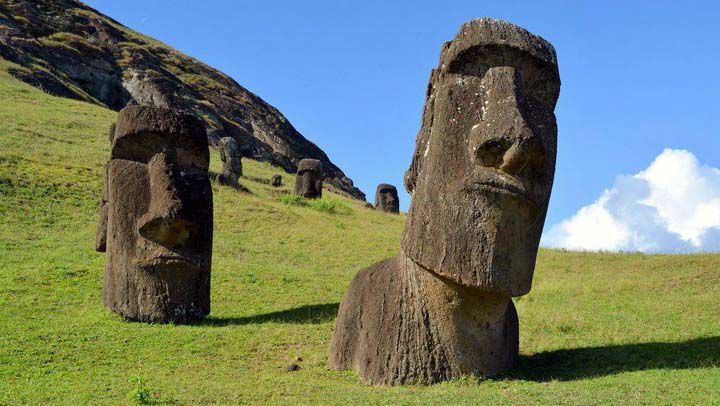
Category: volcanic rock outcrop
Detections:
[
  {"x1": 329, "y1": 18, "x2": 560, "y2": 385},
  {"x1": 294, "y1": 158, "x2": 323, "y2": 199},
  {"x1": 374, "y1": 183, "x2": 399, "y2": 213},
  {"x1": 96, "y1": 105, "x2": 214, "y2": 323},
  {"x1": 0, "y1": 0, "x2": 365, "y2": 200},
  {"x1": 271, "y1": 175, "x2": 282, "y2": 187}
]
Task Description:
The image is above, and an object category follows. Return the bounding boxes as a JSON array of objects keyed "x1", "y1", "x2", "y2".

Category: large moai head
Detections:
[
  {"x1": 96, "y1": 105, "x2": 213, "y2": 322},
  {"x1": 375, "y1": 184, "x2": 399, "y2": 213},
  {"x1": 401, "y1": 18, "x2": 560, "y2": 297},
  {"x1": 219, "y1": 136, "x2": 242, "y2": 181},
  {"x1": 295, "y1": 158, "x2": 323, "y2": 198}
]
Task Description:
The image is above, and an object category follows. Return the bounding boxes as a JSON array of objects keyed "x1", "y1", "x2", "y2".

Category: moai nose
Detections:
[
  {"x1": 473, "y1": 66, "x2": 543, "y2": 175},
  {"x1": 138, "y1": 153, "x2": 196, "y2": 248}
]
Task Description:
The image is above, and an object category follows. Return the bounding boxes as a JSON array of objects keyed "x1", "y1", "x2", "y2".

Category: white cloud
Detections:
[{"x1": 542, "y1": 149, "x2": 720, "y2": 253}]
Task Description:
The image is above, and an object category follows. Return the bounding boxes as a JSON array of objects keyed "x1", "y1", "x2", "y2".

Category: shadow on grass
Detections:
[
  {"x1": 506, "y1": 336, "x2": 720, "y2": 381},
  {"x1": 194, "y1": 302, "x2": 339, "y2": 327}
]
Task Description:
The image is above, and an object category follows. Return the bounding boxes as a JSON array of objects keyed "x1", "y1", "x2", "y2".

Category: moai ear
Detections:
[
  {"x1": 404, "y1": 69, "x2": 438, "y2": 194},
  {"x1": 95, "y1": 162, "x2": 109, "y2": 252}
]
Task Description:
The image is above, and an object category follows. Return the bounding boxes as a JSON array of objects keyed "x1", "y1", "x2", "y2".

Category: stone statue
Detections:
[
  {"x1": 271, "y1": 174, "x2": 282, "y2": 187},
  {"x1": 219, "y1": 136, "x2": 242, "y2": 186},
  {"x1": 294, "y1": 158, "x2": 323, "y2": 198},
  {"x1": 374, "y1": 183, "x2": 399, "y2": 213},
  {"x1": 95, "y1": 105, "x2": 214, "y2": 323},
  {"x1": 329, "y1": 18, "x2": 560, "y2": 385}
]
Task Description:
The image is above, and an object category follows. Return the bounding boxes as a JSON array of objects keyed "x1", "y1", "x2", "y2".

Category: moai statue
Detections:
[
  {"x1": 294, "y1": 158, "x2": 323, "y2": 198},
  {"x1": 95, "y1": 105, "x2": 214, "y2": 323},
  {"x1": 329, "y1": 18, "x2": 560, "y2": 385},
  {"x1": 374, "y1": 183, "x2": 399, "y2": 213},
  {"x1": 271, "y1": 175, "x2": 282, "y2": 187},
  {"x1": 219, "y1": 136, "x2": 242, "y2": 186}
]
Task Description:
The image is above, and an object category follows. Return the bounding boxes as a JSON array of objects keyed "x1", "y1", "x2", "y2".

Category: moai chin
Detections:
[
  {"x1": 374, "y1": 183, "x2": 399, "y2": 213},
  {"x1": 329, "y1": 18, "x2": 560, "y2": 385},
  {"x1": 218, "y1": 136, "x2": 242, "y2": 186},
  {"x1": 294, "y1": 158, "x2": 323, "y2": 198},
  {"x1": 95, "y1": 105, "x2": 213, "y2": 323}
]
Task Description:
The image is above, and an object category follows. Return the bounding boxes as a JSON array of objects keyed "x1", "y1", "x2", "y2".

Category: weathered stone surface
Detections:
[
  {"x1": 96, "y1": 105, "x2": 213, "y2": 323},
  {"x1": 218, "y1": 136, "x2": 242, "y2": 186},
  {"x1": 294, "y1": 159, "x2": 323, "y2": 199},
  {"x1": 330, "y1": 18, "x2": 560, "y2": 385},
  {"x1": 271, "y1": 175, "x2": 282, "y2": 187},
  {"x1": 95, "y1": 161, "x2": 109, "y2": 252},
  {"x1": 374, "y1": 183, "x2": 399, "y2": 214},
  {"x1": 0, "y1": 0, "x2": 366, "y2": 200}
]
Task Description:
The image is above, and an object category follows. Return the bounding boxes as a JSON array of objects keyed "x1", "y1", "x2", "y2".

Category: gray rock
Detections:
[{"x1": 330, "y1": 18, "x2": 560, "y2": 385}]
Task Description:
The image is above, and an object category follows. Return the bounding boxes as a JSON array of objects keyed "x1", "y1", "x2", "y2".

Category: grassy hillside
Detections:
[{"x1": 0, "y1": 56, "x2": 719, "y2": 404}]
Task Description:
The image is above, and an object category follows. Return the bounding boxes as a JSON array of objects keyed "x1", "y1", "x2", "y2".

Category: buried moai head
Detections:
[
  {"x1": 402, "y1": 18, "x2": 560, "y2": 297},
  {"x1": 96, "y1": 105, "x2": 213, "y2": 323},
  {"x1": 375, "y1": 184, "x2": 399, "y2": 213},
  {"x1": 271, "y1": 174, "x2": 282, "y2": 187},
  {"x1": 294, "y1": 158, "x2": 323, "y2": 198},
  {"x1": 219, "y1": 136, "x2": 242, "y2": 183}
]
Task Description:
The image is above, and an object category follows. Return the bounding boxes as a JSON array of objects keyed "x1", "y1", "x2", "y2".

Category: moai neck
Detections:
[{"x1": 395, "y1": 250, "x2": 519, "y2": 380}]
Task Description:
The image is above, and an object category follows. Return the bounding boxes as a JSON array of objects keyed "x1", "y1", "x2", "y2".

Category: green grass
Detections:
[{"x1": 0, "y1": 56, "x2": 719, "y2": 404}]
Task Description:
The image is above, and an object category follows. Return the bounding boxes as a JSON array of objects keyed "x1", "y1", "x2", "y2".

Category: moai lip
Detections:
[
  {"x1": 96, "y1": 105, "x2": 213, "y2": 323},
  {"x1": 330, "y1": 18, "x2": 560, "y2": 385}
]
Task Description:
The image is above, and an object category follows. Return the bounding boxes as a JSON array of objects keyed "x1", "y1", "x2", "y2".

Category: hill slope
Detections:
[
  {"x1": 1, "y1": 57, "x2": 719, "y2": 403},
  {"x1": 0, "y1": 0, "x2": 365, "y2": 200}
]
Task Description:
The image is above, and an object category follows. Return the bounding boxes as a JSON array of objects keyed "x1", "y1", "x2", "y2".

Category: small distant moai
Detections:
[
  {"x1": 294, "y1": 158, "x2": 323, "y2": 198},
  {"x1": 95, "y1": 105, "x2": 214, "y2": 323},
  {"x1": 329, "y1": 18, "x2": 560, "y2": 385},
  {"x1": 271, "y1": 174, "x2": 282, "y2": 187},
  {"x1": 375, "y1": 184, "x2": 399, "y2": 213},
  {"x1": 219, "y1": 136, "x2": 242, "y2": 186}
]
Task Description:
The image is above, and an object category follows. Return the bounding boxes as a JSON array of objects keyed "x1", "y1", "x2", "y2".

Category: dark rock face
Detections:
[
  {"x1": 0, "y1": 0, "x2": 366, "y2": 200},
  {"x1": 374, "y1": 183, "x2": 399, "y2": 213},
  {"x1": 218, "y1": 136, "x2": 242, "y2": 186},
  {"x1": 271, "y1": 175, "x2": 282, "y2": 187},
  {"x1": 294, "y1": 159, "x2": 323, "y2": 199},
  {"x1": 330, "y1": 18, "x2": 560, "y2": 385},
  {"x1": 95, "y1": 105, "x2": 213, "y2": 323}
]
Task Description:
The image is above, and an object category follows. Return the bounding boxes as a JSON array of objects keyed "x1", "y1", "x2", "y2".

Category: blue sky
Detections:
[{"x1": 84, "y1": 0, "x2": 720, "y2": 251}]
